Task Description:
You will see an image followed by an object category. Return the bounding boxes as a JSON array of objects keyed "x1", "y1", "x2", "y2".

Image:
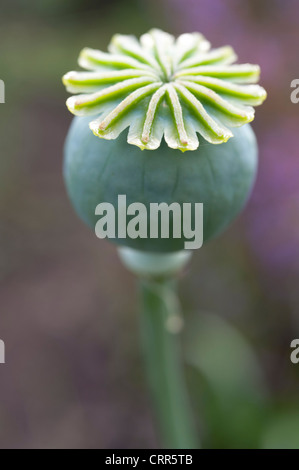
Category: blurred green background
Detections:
[{"x1": 1, "y1": 0, "x2": 299, "y2": 449}]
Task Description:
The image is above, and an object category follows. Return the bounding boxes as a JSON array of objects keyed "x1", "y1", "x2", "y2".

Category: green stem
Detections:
[{"x1": 140, "y1": 277, "x2": 198, "y2": 449}]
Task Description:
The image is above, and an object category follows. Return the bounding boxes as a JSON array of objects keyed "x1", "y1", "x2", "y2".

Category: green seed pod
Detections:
[
  {"x1": 62, "y1": 29, "x2": 266, "y2": 253},
  {"x1": 64, "y1": 116, "x2": 257, "y2": 252}
]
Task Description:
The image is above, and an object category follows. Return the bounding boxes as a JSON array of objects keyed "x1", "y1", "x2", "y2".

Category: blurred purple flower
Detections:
[{"x1": 246, "y1": 120, "x2": 299, "y2": 278}]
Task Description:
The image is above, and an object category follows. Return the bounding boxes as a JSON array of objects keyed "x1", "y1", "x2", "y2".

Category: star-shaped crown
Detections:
[{"x1": 63, "y1": 29, "x2": 266, "y2": 152}]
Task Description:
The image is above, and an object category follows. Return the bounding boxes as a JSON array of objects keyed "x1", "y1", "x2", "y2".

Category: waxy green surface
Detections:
[{"x1": 64, "y1": 116, "x2": 258, "y2": 252}]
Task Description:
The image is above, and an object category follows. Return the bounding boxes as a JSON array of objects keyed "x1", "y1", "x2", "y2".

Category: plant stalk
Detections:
[{"x1": 139, "y1": 277, "x2": 198, "y2": 449}]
